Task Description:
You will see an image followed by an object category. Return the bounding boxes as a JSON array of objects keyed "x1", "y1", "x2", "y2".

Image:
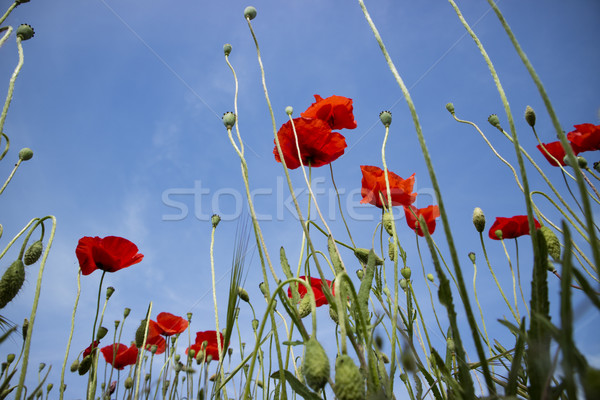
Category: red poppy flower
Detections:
[
  {"x1": 404, "y1": 205, "x2": 440, "y2": 237},
  {"x1": 536, "y1": 141, "x2": 579, "y2": 167},
  {"x1": 101, "y1": 343, "x2": 139, "y2": 370},
  {"x1": 287, "y1": 276, "x2": 334, "y2": 307},
  {"x1": 488, "y1": 215, "x2": 541, "y2": 240},
  {"x1": 82, "y1": 340, "x2": 100, "y2": 358},
  {"x1": 274, "y1": 117, "x2": 347, "y2": 170},
  {"x1": 360, "y1": 165, "x2": 416, "y2": 209},
  {"x1": 301, "y1": 94, "x2": 357, "y2": 130},
  {"x1": 567, "y1": 123, "x2": 600, "y2": 152},
  {"x1": 76, "y1": 236, "x2": 144, "y2": 275},
  {"x1": 143, "y1": 332, "x2": 166, "y2": 355},
  {"x1": 154, "y1": 312, "x2": 189, "y2": 337},
  {"x1": 186, "y1": 331, "x2": 226, "y2": 362}
]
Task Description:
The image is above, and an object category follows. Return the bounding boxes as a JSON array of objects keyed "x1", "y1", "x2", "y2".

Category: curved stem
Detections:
[{"x1": 0, "y1": 35, "x2": 24, "y2": 134}]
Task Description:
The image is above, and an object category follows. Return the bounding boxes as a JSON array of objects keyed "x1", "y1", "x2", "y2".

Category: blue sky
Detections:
[{"x1": 1, "y1": 0, "x2": 599, "y2": 396}]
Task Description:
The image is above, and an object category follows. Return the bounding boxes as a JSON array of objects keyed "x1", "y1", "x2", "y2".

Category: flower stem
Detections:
[
  {"x1": 0, "y1": 35, "x2": 24, "y2": 135},
  {"x1": 59, "y1": 270, "x2": 81, "y2": 400}
]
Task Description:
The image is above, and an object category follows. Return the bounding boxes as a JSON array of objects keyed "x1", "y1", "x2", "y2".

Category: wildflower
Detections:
[
  {"x1": 287, "y1": 276, "x2": 334, "y2": 307},
  {"x1": 100, "y1": 343, "x2": 139, "y2": 370},
  {"x1": 186, "y1": 331, "x2": 226, "y2": 362},
  {"x1": 75, "y1": 236, "x2": 144, "y2": 275},
  {"x1": 274, "y1": 117, "x2": 347, "y2": 169},
  {"x1": 360, "y1": 165, "x2": 416, "y2": 209},
  {"x1": 403, "y1": 205, "x2": 440, "y2": 237},
  {"x1": 488, "y1": 215, "x2": 541, "y2": 240},
  {"x1": 144, "y1": 334, "x2": 166, "y2": 355},
  {"x1": 82, "y1": 340, "x2": 100, "y2": 358},
  {"x1": 536, "y1": 141, "x2": 579, "y2": 167},
  {"x1": 301, "y1": 95, "x2": 357, "y2": 130},
  {"x1": 154, "y1": 312, "x2": 189, "y2": 336},
  {"x1": 567, "y1": 123, "x2": 600, "y2": 153}
]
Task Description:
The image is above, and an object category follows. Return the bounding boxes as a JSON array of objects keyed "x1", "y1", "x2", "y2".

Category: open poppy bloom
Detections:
[
  {"x1": 274, "y1": 117, "x2": 347, "y2": 169},
  {"x1": 82, "y1": 340, "x2": 100, "y2": 358},
  {"x1": 300, "y1": 94, "x2": 357, "y2": 130},
  {"x1": 360, "y1": 165, "x2": 416, "y2": 209},
  {"x1": 404, "y1": 205, "x2": 440, "y2": 237},
  {"x1": 76, "y1": 236, "x2": 144, "y2": 275},
  {"x1": 154, "y1": 312, "x2": 189, "y2": 336},
  {"x1": 536, "y1": 141, "x2": 580, "y2": 167},
  {"x1": 567, "y1": 123, "x2": 600, "y2": 152},
  {"x1": 101, "y1": 343, "x2": 139, "y2": 370},
  {"x1": 186, "y1": 331, "x2": 226, "y2": 362},
  {"x1": 488, "y1": 215, "x2": 541, "y2": 240},
  {"x1": 287, "y1": 276, "x2": 334, "y2": 307},
  {"x1": 143, "y1": 331, "x2": 166, "y2": 355}
]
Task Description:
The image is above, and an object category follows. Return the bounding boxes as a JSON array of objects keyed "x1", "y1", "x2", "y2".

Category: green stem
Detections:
[
  {"x1": 499, "y1": 238, "x2": 520, "y2": 320},
  {"x1": 0, "y1": 158, "x2": 22, "y2": 196},
  {"x1": 59, "y1": 270, "x2": 81, "y2": 400},
  {"x1": 0, "y1": 35, "x2": 24, "y2": 135}
]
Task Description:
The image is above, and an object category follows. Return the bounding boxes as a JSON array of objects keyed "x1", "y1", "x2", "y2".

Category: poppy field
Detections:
[{"x1": 1, "y1": 1, "x2": 599, "y2": 399}]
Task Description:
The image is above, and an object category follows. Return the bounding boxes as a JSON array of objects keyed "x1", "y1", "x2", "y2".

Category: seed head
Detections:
[
  {"x1": 525, "y1": 105, "x2": 536, "y2": 127},
  {"x1": 243, "y1": 6, "x2": 257, "y2": 20},
  {"x1": 379, "y1": 111, "x2": 392, "y2": 127},
  {"x1": 223, "y1": 43, "x2": 232, "y2": 56}
]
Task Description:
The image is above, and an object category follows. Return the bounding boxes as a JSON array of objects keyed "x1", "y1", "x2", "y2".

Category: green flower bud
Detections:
[
  {"x1": 251, "y1": 319, "x2": 259, "y2": 331},
  {"x1": 96, "y1": 326, "x2": 108, "y2": 340},
  {"x1": 334, "y1": 355, "x2": 365, "y2": 400},
  {"x1": 187, "y1": 312, "x2": 192, "y2": 322},
  {"x1": 400, "y1": 267, "x2": 411, "y2": 280},
  {"x1": 540, "y1": 226, "x2": 561, "y2": 261},
  {"x1": 426, "y1": 273, "x2": 434, "y2": 282},
  {"x1": 135, "y1": 319, "x2": 149, "y2": 348},
  {"x1": 124, "y1": 377, "x2": 134, "y2": 389},
  {"x1": 237, "y1": 286, "x2": 249, "y2": 303},
  {"x1": 488, "y1": 114, "x2": 501, "y2": 129},
  {"x1": 302, "y1": 338, "x2": 330, "y2": 391},
  {"x1": 78, "y1": 355, "x2": 92, "y2": 375},
  {"x1": 399, "y1": 279, "x2": 408, "y2": 290},
  {"x1": 578, "y1": 156, "x2": 588, "y2": 169},
  {"x1": 222, "y1": 112, "x2": 236, "y2": 129},
  {"x1": 23, "y1": 240, "x2": 43, "y2": 265},
  {"x1": 0, "y1": 260, "x2": 26, "y2": 309},
  {"x1": 22, "y1": 318, "x2": 29, "y2": 340},
  {"x1": 525, "y1": 105, "x2": 536, "y2": 127},
  {"x1": 388, "y1": 241, "x2": 395, "y2": 261},
  {"x1": 106, "y1": 286, "x2": 115, "y2": 299},
  {"x1": 382, "y1": 211, "x2": 394, "y2": 236},
  {"x1": 329, "y1": 305, "x2": 339, "y2": 324},
  {"x1": 243, "y1": 6, "x2": 257, "y2": 20},
  {"x1": 46, "y1": 383, "x2": 53, "y2": 393},
  {"x1": 356, "y1": 269, "x2": 363, "y2": 280},
  {"x1": 446, "y1": 337, "x2": 455, "y2": 353},
  {"x1": 494, "y1": 229, "x2": 503, "y2": 240},
  {"x1": 223, "y1": 43, "x2": 232, "y2": 56},
  {"x1": 380, "y1": 353, "x2": 390, "y2": 363},
  {"x1": 400, "y1": 349, "x2": 416, "y2": 373},
  {"x1": 6, "y1": 354, "x2": 15, "y2": 364},
  {"x1": 123, "y1": 307, "x2": 131, "y2": 318},
  {"x1": 18, "y1": 148, "x2": 33, "y2": 161},
  {"x1": 546, "y1": 259, "x2": 556, "y2": 272},
  {"x1": 445, "y1": 103, "x2": 455, "y2": 114},
  {"x1": 285, "y1": 106, "x2": 294, "y2": 115},
  {"x1": 379, "y1": 111, "x2": 392, "y2": 127},
  {"x1": 70, "y1": 359, "x2": 79, "y2": 373},
  {"x1": 353, "y1": 248, "x2": 383, "y2": 266},
  {"x1": 16, "y1": 24, "x2": 34, "y2": 40},
  {"x1": 472, "y1": 207, "x2": 486, "y2": 233},
  {"x1": 298, "y1": 295, "x2": 311, "y2": 318},
  {"x1": 39, "y1": 362, "x2": 46, "y2": 372},
  {"x1": 468, "y1": 252, "x2": 476, "y2": 263},
  {"x1": 258, "y1": 282, "x2": 268, "y2": 297}
]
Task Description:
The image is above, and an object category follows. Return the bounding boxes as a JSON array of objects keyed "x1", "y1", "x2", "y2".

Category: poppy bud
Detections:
[
  {"x1": 195, "y1": 350, "x2": 205, "y2": 364},
  {"x1": 187, "y1": 312, "x2": 192, "y2": 322},
  {"x1": 96, "y1": 326, "x2": 108, "y2": 340},
  {"x1": 382, "y1": 211, "x2": 394, "y2": 236},
  {"x1": 353, "y1": 248, "x2": 383, "y2": 266},
  {"x1": 356, "y1": 269, "x2": 363, "y2": 280},
  {"x1": 329, "y1": 306, "x2": 339, "y2": 324},
  {"x1": 472, "y1": 207, "x2": 486, "y2": 233},
  {"x1": 70, "y1": 359, "x2": 79, "y2": 373},
  {"x1": 379, "y1": 111, "x2": 392, "y2": 127},
  {"x1": 540, "y1": 226, "x2": 561, "y2": 261},
  {"x1": 18, "y1": 148, "x2": 33, "y2": 161},
  {"x1": 78, "y1": 355, "x2": 92, "y2": 375},
  {"x1": 123, "y1": 307, "x2": 131, "y2": 318},
  {"x1": 427, "y1": 273, "x2": 434, "y2": 282},
  {"x1": 400, "y1": 267, "x2": 411, "y2": 279},
  {"x1": 400, "y1": 349, "x2": 416, "y2": 373},
  {"x1": 251, "y1": 319, "x2": 259, "y2": 331},
  {"x1": 124, "y1": 377, "x2": 134, "y2": 389},
  {"x1": 388, "y1": 241, "x2": 395, "y2": 261},
  {"x1": 445, "y1": 103, "x2": 455, "y2": 114},
  {"x1": 6, "y1": 354, "x2": 15, "y2": 364},
  {"x1": 135, "y1": 319, "x2": 149, "y2": 348},
  {"x1": 525, "y1": 105, "x2": 536, "y2": 127},
  {"x1": 22, "y1": 318, "x2": 29, "y2": 340},
  {"x1": 399, "y1": 279, "x2": 408, "y2": 290},
  {"x1": 238, "y1": 286, "x2": 250, "y2": 303},
  {"x1": 0, "y1": 260, "x2": 26, "y2": 309},
  {"x1": 285, "y1": 106, "x2": 293, "y2": 115},
  {"x1": 488, "y1": 114, "x2": 501, "y2": 130},
  {"x1": 243, "y1": 6, "x2": 257, "y2": 20},
  {"x1": 334, "y1": 355, "x2": 365, "y2": 400},
  {"x1": 23, "y1": 240, "x2": 43, "y2": 265},
  {"x1": 46, "y1": 383, "x2": 53, "y2": 393},
  {"x1": 39, "y1": 362, "x2": 46, "y2": 372},
  {"x1": 16, "y1": 24, "x2": 34, "y2": 40},
  {"x1": 222, "y1": 112, "x2": 236, "y2": 130},
  {"x1": 302, "y1": 338, "x2": 330, "y2": 391},
  {"x1": 468, "y1": 252, "x2": 476, "y2": 263},
  {"x1": 298, "y1": 295, "x2": 311, "y2": 318},
  {"x1": 494, "y1": 230, "x2": 503, "y2": 240},
  {"x1": 106, "y1": 286, "x2": 115, "y2": 299},
  {"x1": 258, "y1": 282, "x2": 268, "y2": 297},
  {"x1": 223, "y1": 43, "x2": 232, "y2": 56}
]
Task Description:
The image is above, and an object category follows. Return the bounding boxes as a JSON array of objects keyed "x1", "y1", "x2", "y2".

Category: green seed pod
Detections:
[
  {"x1": 302, "y1": 338, "x2": 330, "y2": 391},
  {"x1": 468, "y1": 252, "x2": 476, "y2": 263},
  {"x1": 106, "y1": 286, "x2": 115, "y2": 299},
  {"x1": 525, "y1": 105, "x2": 536, "y2": 127},
  {"x1": 16, "y1": 24, "x2": 34, "y2": 40},
  {"x1": 78, "y1": 355, "x2": 92, "y2": 375},
  {"x1": 285, "y1": 106, "x2": 293, "y2": 115},
  {"x1": 353, "y1": 248, "x2": 383, "y2": 266},
  {"x1": 238, "y1": 286, "x2": 250, "y2": 303},
  {"x1": 356, "y1": 269, "x2": 363, "y2": 280},
  {"x1": 0, "y1": 260, "x2": 26, "y2": 309},
  {"x1": 540, "y1": 226, "x2": 561, "y2": 261},
  {"x1": 22, "y1": 318, "x2": 29, "y2": 340},
  {"x1": 334, "y1": 355, "x2": 365, "y2": 400},
  {"x1": 223, "y1": 43, "x2": 232, "y2": 56},
  {"x1": 379, "y1": 111, "x2": 392, "y2": 127},
  {"x1": 399, "y1": 279, "x2": 408, "y2": 290},
  {"x1": 488, "y1": 114, "x2": 501, "y2": 129},
  {"x1": 69, "y1": 359, "x2": 79, "y2": 373},
  {"x1": 251, "y1": 319, "x2": 259, "y2": 331},
  {"x1": 46, "y1": 383, "x2": 53, "y2": 393},
  {"x1": 123, "y1": 307, "x2": 131, "y2": 318},
  {"x1": 426, "y1": 273, "x2": 434, "y2": 282},
  {"x1": 382, "y1": 212, "x2": 394, "y2": 236},
  {"x1": 243, "y1": 6, "x2": 257, "y2": 20},
  {"x1": 135, "y1": 319, "x2": 149, "y2": 348},
  {"x1": 472, "y1": 207, "x2": 485, "y2": 233},
  {"x1": 6, "y1": 354, "x2": 15, "y2": 364},
  {"x1": 388, "y1": 241, "x2": 395, "y2": 261},
  {"x1": 445, "y1": 103, "x2": 455, "y2": 114},
  {"x1": 96, "y1": 326, "x2": 108, "y2": 340},
  {"x1": 23, "y1": 240, "x2": 43, "y2": 265},
  {"x1": 222, "y1": 113, "x2": 236, "y2": 130},
  {"x1": 400, "y1": 267, "x2": 411, "y2": 280},
  {"x1": 298, "y1": 295, "x2": 311, "y2": 318},
  {"x1": 124, "y1": 377, "x2": 134, "y2": 389},
  {"x1": 18, "y1": 148, "x2": 34, "y2": 161}
]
